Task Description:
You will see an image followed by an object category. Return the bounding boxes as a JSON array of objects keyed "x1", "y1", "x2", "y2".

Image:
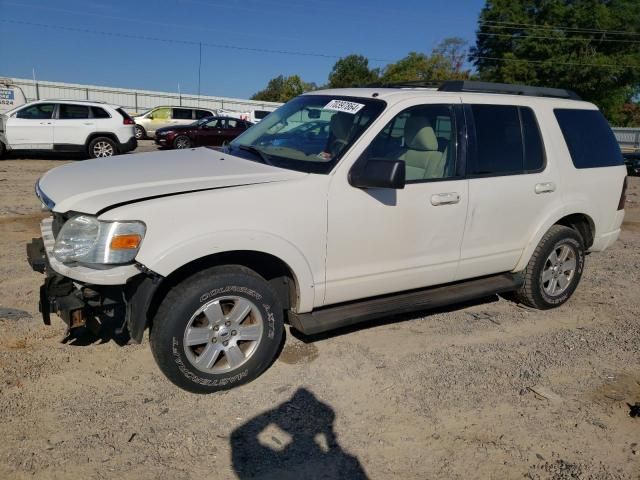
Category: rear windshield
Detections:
[
  {"x1": 116, "y1": 108, "x2": 133, "y2": 121},
  {"x1": 554, "y1": 109, "x2": 623, "y2": 169}
]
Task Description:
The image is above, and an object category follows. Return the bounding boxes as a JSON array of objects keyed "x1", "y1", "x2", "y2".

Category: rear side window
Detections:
[
  {"x1": 554, "y1": 109, "x2": 622, "y2": 168},
  {"x1": 173, "y1": 108, "x2": 193, "y2": 120},
  {"x1": 195, "y1": 109, "x2": 212, "y2": 119},
  {"x1": 15, "y1": 103, "x2": 55, "y2": 119},
  {"x1": 91, "y1": 106, "x2": 110, "y2": 118},
  {"x1": 59, "y1": 104, "x2": 89, "y2": 119},
  {"x1": 254, "y1": 110, "x2": 270, "y2": 120},
  {"x1": 467, "y1": 105, "x2": 545, "y2": 176}
]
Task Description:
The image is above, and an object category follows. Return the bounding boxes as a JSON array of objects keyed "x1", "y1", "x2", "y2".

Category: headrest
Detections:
[
  {"x1": 330, "y1": 113, "x2": 353, "y2": 140},
  {"x1": 404, "y1": 116, "x2": 438, "y2": 151}
]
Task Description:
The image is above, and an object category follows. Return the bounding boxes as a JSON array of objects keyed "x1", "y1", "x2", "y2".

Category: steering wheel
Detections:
[{"x1": 329, "y1": 139, "x2": 348, "y2": 156}]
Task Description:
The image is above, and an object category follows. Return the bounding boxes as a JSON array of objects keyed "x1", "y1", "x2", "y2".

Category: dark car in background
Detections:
[
  {"x1": 624, "y1": 152, "x2": 640, "y2": 176},
  {"x1": 155, "y1": 116, "x2": 253, "y2": 149}
]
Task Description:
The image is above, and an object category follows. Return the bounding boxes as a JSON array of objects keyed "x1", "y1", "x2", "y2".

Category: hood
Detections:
[
  {"x1": 38, "y1": 147, "x2": 306, "y2": 215},
  {"x1": 156, "y1": 124, "x2": 194, "y2": 134}
]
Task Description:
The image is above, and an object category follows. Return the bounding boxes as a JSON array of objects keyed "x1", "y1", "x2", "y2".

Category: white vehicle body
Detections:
[
  {"x1": 0, "y1": 99, "x2": 136, "y2": 157},
  {"x1": 27, "y1": 82, "x2": 627, "y2": 392},
  {"x1": 0, "y1": 79, "x2": 27, "y2": 115}
]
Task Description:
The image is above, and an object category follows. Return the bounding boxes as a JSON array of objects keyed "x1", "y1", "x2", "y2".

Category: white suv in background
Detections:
[
  {"x1": 27, "y1": 81, "x2": 627, "y2": 393},
  {"x1": 0, "y1": 100, "x2": 137, "y2": 159}
]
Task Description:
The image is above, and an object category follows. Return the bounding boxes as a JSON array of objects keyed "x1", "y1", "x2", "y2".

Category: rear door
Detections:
[
  {"x1": 54, "y1": 103, "x2": 94, "y2": 147},
  {"x1": 171, "y1": 108, "x2": 195, "y2": 127},
  {"x1": 5, "y1": 103, "x2": 56, "y2": 148},
  {"x1": 456, "y1": 103, "x2": 558, "y2": 279}
]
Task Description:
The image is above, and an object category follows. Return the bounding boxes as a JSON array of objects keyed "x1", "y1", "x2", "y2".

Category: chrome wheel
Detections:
[
  {"x1": 93, "y1": 141, "x2": 114, "y2": 157},
  {"x1": 183, "y1": 296, "x2": 264, "y2": 374},
  {"x1": 174, "y1": 136, "x2": 191, "y2": 149},
  {"x1": 541, "y1": 244, "x2": 577, "y2": 296}
]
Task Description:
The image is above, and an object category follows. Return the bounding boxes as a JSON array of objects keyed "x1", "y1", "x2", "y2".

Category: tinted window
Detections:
[
  {"x1": 226, "y1": 119, "x2": 238, "y2": 128},
  {"x1": 469, "y1": 105, "x2": 522, "y2": 175},
  {"x1": 205, "y1": 118, "x2": 223, "y2": 128},
  {"x1": 59, "y1": 104, "x2": 89, "y2": 119},
  {"x1": 254, "y1": 110, "x2": 270, "y2": 120},
  {"x1": 554, "y1": 109, "x2": 622, "y2": 168},
  {"x1": 363, "y1": 104, "x2": 457, "y2": 181},
  {"x1": 116, "y1": 108, "x2": 133, "y2": 122},
  {"x1": 195, "y1": 109, "x2": 212, "y2": 119},
  {"x1": 521, "y1": 107, "x2": 544, "y2": 171},
  {"x1": 173, "y1": 108, "x2": 193, "y2": 120},
  {"x1": 16, "y1": 103, "x2": 55, "y2": 119},
  {"x1": 91, "y1": 106, "x2": 110, "y2": 118}
]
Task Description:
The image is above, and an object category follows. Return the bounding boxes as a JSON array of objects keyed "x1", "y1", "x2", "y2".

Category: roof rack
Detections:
[
  {"x1": 40, "y1": 99, "x2": 108, "y2": 104},
  {"x1": 367, "y1": 80, "x2": 581, "y2": 101},
  {"x1": 438, "y1": 80, "x2": 581, "y2": 100}
]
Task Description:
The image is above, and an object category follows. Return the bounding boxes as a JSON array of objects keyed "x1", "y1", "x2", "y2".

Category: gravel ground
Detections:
[{"x1": 0, "y1": 144, "x2": 639, "y2": 479}]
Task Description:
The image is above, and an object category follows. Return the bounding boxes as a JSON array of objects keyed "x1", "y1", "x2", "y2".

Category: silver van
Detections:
[{"x1": 133, "y1": 106, "x2": 215, "y2": 139}]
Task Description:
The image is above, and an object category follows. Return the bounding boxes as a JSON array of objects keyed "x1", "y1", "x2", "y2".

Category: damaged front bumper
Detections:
[{"x1": 26, "y1": 230, "x2": 162, "y2": 344}]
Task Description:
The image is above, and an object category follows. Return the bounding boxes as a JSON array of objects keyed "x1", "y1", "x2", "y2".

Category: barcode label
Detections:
[{"x1": 323, "y1": 100, "x2": 365, "y2": 115}]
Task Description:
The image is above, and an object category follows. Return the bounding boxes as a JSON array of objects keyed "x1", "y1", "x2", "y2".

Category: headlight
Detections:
[{"x1": 53, "y1": 215, "x2": 146, "y2": 265}]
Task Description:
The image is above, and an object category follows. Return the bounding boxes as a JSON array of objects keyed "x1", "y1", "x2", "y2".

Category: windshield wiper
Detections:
[{"x1": 236, "y1": 144, "x2": 272, "y2": 165}]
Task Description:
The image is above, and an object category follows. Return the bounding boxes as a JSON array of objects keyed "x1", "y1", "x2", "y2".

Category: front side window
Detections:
[
  {"x1": 554, "y1": 109, "x2": 622, "y2": 169},
  {"x1": 15, "y1": 103, "x2": 55, "y2": 119},
  {"x1": 229, "y1": 95, "x2": 385, "y2": 174},
  {"x1": 59, "y1": 104, "x2": 90, "y2": 119},
  {"x1": 362, "y1": 104, "x2": 457, "y2": 182},
  {"x1": 150, "y1": 107, "x2": 170, "y2": 120},
  {"x1": 173, "y1": 108, "x2": 193, "y2": 120},
  {"x1": 467, "y1": 105, "x2": 545, "y2": 176},
  {"x1": 204, "y1": 118, "x2": 223, "y2": 128}
]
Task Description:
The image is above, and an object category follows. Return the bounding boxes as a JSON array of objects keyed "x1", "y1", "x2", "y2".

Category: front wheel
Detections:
[
  {"x1": 514, "y1": 225, "x2": 585, "y2": 309},
  {"x1": 150, "y1": 265, "x2": 284, "y2": 393}
]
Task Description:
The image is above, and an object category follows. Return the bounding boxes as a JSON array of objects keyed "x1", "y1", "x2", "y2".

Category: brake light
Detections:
[
  {"x1": 123, "y1": 117, "x2": 135, "y2": 125},
  {"x1": 618, "y1": 176, "x2": 628, "y2": 210}
]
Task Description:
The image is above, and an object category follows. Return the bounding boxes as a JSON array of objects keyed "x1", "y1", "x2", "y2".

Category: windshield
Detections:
[{"x1": 229, "y1": 95, "x2": 385, "y2": 174}]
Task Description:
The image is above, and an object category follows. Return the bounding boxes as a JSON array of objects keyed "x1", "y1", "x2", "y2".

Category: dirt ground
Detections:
[{"x1": 1, "y1": 143, "x2": 639, "y2": 479}]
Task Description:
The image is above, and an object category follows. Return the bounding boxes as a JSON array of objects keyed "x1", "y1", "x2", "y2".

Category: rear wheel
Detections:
[
  {"x1": 0, "y1": 141, "x2": 5, "y2": 159},
  {"x1": 88, "y1": 137, "x2": 117, "y2": 158},
  {"x1": 174, "y1": 135, "x2": 191, "y2": 149},
  {"x1": 514, "y1": 225, "x2": 585, "y2": 309},
  {"x1": 150, "y1": 265, "x2": 284, "y2": 393}
]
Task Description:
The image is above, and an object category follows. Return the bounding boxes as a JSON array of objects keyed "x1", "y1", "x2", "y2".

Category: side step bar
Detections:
[{"x1": 289, "y1": 273, "x2": 524, "y2": 336}]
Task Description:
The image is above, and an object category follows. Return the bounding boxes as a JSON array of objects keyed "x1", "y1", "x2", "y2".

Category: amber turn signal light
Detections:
[{"x1": 110, "y1": 234, "x2": 142, "y2": 250}]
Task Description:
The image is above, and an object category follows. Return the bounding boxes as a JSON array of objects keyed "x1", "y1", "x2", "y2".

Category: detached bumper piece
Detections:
[{"x1": 25, "y1": 237, "x2": 162, "y2": 344}]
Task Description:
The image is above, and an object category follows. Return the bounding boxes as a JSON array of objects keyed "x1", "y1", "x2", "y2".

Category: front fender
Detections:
[{"x1": 136, "y1": 230, "x2": 317, "y2": 313}]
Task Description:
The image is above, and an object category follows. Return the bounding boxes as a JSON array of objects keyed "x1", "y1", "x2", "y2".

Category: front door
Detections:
[
  {"x1": 324, "y1": 101, "x2": 469, "y2": 306},
  {"x1": 6, "y1": 102, "x2": 56, "y2": 149},
  {"x1": 196, "y1": 117, "x2": 225, "y2": 146}
]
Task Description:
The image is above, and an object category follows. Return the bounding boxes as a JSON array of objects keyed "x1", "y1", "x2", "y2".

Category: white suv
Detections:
[
  {"x1": 26, "y1": 81, "x2": 627, "y2": 393},
  {"x1": 0, "y1": 100, "x2": 137, "y2": 159}
]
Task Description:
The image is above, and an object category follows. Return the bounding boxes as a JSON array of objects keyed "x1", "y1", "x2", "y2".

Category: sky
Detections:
[{"x1": 0, "y1": 0, "x2": 486, "y2": 99}]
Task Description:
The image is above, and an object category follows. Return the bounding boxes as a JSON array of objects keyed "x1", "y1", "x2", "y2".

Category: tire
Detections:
[
  {"x1": 150, "y1": 265, "x2": 284, "y2": 394},
  {"x1": 88, "y1": 137, "x2": 117, "y2": 158},
  {"x1": 0, "y1": 141, "x2": 5, "y2": 159},
  {"x1": 173, "y1": 135, "x2": 191, "y2": 149},
  {"x1": 513, "y1": 225, "x2": 585, "y2": 310},
  {"x1": 135, "y1": 125, "x2": 145, "y2": 140}
]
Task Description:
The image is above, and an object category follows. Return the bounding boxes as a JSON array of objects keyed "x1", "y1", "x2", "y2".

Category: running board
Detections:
[{"x1": 288, "y1": 273, "x2": 524, "y2": 335}]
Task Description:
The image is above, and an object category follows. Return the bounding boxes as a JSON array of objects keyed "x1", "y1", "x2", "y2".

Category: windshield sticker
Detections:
[{"x1": 323, "y1": 100, "x2": 365, "y2": 115}]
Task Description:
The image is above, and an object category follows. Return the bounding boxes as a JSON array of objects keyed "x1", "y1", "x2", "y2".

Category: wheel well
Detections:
[
  {"x1": 555, "y1": 213, "x2": 595, "y2": 248},
  {"x1": 86, "y1": 133, "x2": 119, "y2": 151},
  {"x1": 146, "y1": 251, "x2": 299, "y2": 329}
]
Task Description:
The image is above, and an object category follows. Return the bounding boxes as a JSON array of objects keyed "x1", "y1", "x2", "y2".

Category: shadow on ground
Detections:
[{"x1": 230, "y1": 388, "x2": 368, "y2": 480}]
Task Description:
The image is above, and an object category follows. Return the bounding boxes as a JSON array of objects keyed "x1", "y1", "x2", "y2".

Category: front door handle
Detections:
[
  {"x1": 535, "y1": 182, "x2": 556, "y2": 194},
  {"x1": 431, "y1": 192, "x2": 460, "y2": 206}
]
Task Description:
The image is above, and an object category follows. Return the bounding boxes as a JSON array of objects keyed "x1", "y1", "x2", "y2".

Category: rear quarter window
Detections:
[{"x1": 554, "y1": 109, "x2": 623, "y2": 169}]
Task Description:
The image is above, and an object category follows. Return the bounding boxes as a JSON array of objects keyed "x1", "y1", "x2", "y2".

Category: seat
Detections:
[
  {"x1": 327, "y1": 113, "x2": 353, "y2": 156},
  {"x1": 398, "y1": 116, "x2": 445, "y2": 180}
]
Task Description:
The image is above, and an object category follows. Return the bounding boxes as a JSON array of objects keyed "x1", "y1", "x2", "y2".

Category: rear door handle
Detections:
[
  {"x1": 535, "y1": 182, "x2": 556, "y2": 194},
  {"x1": 431, "y1": 192, "x2": 460, "y2": 206}
]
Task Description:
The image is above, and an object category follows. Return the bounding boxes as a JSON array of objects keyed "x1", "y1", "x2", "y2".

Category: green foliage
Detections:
[
  {"x1": 251, "y1": 75, "x2": 316, "y2": 103},
  {"x1": 472, "y1": 0, "x2": 640, "y2": 125},
  {"x1": 327, "y1": 54, "x2": 379, "y2": 88},
  {"x1": 381, "y1": 38, "x2": 473, "y2": 83}
]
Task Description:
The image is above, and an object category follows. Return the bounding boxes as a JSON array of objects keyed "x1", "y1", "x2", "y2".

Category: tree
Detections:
[
  {"x1": 327, "y1": 55, "x2": 379, "y2": 88},
  {"x1": 251, "y1": 75, "x2": 316, "y2": 103},
  {"x1": 380, "y1": 38, "x2": 472, "y2": 83},
  {"x1": 471, "y1": 0, "x2": 640, "y2": 125}
]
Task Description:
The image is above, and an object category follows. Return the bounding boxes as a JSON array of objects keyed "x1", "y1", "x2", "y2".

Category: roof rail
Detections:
[
  {"x1": 368, "y1": 80, "x2": 442, "y2": 89},
  {"x1": 40, "y1": 98, "x2": 108, "y2": 104},
  {"x1": 438, "y1": 80, "x2": 581, "y2": 100}
]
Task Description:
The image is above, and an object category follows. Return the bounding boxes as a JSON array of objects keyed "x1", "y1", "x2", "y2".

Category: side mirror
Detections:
[{"x1": 349, "y1": 159, "x2": 405, "y2": 189}]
